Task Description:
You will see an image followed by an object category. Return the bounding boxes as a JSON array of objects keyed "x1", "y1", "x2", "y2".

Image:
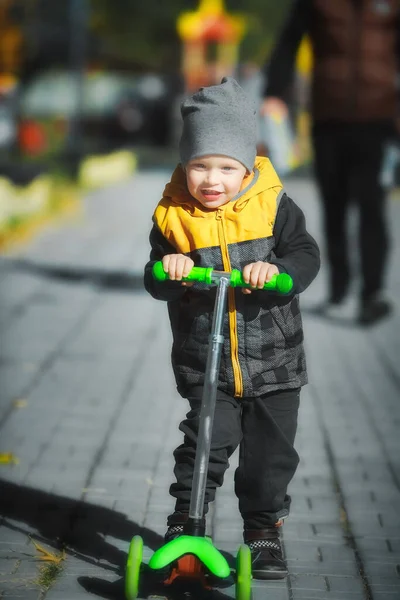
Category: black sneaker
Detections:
[
  {"x1": 244, "y1": 528, "x2": 288, "y2": 580},
  {"x1": 164, "y1": 523, "x2": 184, "y2": 543},
  {"x1": 164, "y1": 513, "x2": 206, "y2": 543},
  {"x1": 358, "y1": 294, "x2": 392, "y2": 326}
]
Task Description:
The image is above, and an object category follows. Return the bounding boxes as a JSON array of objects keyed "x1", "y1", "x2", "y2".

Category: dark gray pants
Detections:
[
  {"x1": 169, "y1": 386, "x2": 300, "y2": 529},
  {"x1": 312, "y1": 121, "x2": 392, "y2": 301}
]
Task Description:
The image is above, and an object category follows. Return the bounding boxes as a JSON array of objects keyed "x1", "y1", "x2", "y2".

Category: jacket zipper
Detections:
[{"x1": 216, "y1": 208, "x2": 243, "y2": 397}]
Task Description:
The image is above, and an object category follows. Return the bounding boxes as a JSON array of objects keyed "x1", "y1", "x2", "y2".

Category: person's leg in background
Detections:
[
  {"x1": 165, "y1": 387, "x2": 242, "y2": 539},
  {"x1": 235, "y1": 388, "x2": 300, "y2": 579},
  {"x1": 350, "y1": 122, "x2": 392, "y2": 324},
  {"x1": 312, "y1": 123, "x2": 353, "y2": 309}
]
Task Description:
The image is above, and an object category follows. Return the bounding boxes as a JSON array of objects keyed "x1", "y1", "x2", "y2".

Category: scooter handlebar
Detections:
[{"x1": 152, "y1": 261, "x2": 293, "y2": 294}]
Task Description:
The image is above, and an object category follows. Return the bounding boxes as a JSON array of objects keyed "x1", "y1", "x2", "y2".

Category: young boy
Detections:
[{"x1": 144, "y1": 77, "x2": 320, "y2": 580}]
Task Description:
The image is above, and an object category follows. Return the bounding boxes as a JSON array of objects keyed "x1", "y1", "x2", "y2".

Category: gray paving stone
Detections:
[
  {"x1": 45, "y1": 569, "x2": 116, "y2": 596},
  {"x1": 252, "y1": 580, "x2": 289, "y2": 600},
  {"x1": 285, "y1": 540, "x2": 358, "y2": 577},
  {"x1": 326, "y1": 575, "x2": 367, "y2": 593},
  {"x1": 288, "y1": 562, "x2": 359, "y2": 577},
  {"x1": 0, "y1": 590, "x2": 41, "y2": 599},
  {"x1": 290, "y1": 573, "x2": 330, "y2": 591},
  {"x1": 5, "y1": 561, "x2": 39, "y2": 585},
  {"x1": 0, "y1": 529, "x2": 30, "y2": 546},
  {"x1": 291, "y1": 591, "x2": 364, "y2": 600},
  {"x1": 371, "y1": 594, "x2": 400, "y2": 600}
]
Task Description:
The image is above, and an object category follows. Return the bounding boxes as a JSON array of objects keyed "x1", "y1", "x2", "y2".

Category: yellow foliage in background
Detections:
[
  {"x1": 0, "y1": 175, "x2": 80, "y2": 252},
  {"x1": 0, "y1": 175, "x2": 52, "y2": 227},
  {"x1": 79, "y1": 150, "x2": 137, "y2": 190},
  {"x1": 0, "y1": 150, "x2": 137, "y2": 252}
]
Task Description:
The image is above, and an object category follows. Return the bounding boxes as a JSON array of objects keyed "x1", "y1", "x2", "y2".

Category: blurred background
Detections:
[
  {"x1": 1, "y1": 4, "x2": 400, "y2": 598},
  {"x1": 0, "y1": 0, "x2": 316, "y2": 243},
  {"x1": 0, "y1": 0, "x2": 311, "y2": 173}
]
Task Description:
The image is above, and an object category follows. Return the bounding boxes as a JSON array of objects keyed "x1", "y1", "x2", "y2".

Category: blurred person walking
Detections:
[{"x1": 261, "y1": 0, "x2": 400, "y2": 325}]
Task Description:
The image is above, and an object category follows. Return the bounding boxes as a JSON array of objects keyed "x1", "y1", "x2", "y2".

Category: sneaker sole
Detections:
[{"x1": 252, "y1": 569, "x2": 288, "y2": 580}]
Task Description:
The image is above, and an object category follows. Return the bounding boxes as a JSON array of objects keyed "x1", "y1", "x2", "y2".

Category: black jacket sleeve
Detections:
[
  {"x1": 143, "y1": 224, "x2": 188, "y2": 302},
  {"x1": 270, "y1": 193, "x2": 320, "y2": 294},
  {"x1": 263, "y1": 0, "x2": 310, "y2": 100}
]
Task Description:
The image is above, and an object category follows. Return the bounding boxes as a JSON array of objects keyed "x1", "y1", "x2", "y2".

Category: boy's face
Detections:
[{"x1": 185, "y1": 155, "x2": 247, "y2": 209}]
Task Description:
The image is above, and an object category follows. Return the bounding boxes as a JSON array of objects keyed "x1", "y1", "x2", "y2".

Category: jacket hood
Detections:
[{"x1": 161, "y1": 156, "x2": 282, "y2": 216}]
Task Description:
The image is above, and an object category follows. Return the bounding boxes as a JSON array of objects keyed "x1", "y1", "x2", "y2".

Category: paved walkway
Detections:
[{"x1": 0, "y1": 172, "x2": 399, "y2": 600}]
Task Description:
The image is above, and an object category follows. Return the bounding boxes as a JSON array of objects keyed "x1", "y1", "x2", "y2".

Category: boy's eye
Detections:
[{"x1": 222, "y1": 166, "x2": 234, "y2": 171}]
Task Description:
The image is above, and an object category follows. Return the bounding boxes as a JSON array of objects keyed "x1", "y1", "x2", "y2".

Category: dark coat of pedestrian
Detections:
[{"x1": 262, "y1": 0, "x2": 400, "y2": 324}]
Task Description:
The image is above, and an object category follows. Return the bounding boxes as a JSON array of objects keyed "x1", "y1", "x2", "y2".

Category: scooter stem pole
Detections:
[{"x1": 189, "y1": 277, "x2": 230, "y2": 521}]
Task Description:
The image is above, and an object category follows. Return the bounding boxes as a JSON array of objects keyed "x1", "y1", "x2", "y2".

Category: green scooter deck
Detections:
[{"x1": 149, "y1": 536, "x2": 231, "y2": 579}]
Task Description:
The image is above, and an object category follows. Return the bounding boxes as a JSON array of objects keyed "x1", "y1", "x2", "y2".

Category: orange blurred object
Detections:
[{"x1": 18, "y1": 121, "x2": 47, "y2": 155}]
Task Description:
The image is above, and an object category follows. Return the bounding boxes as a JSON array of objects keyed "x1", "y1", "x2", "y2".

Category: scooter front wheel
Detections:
[
  {"x1": 125, "y1": 535, "x2": 143, "y2": 600},
  {"x1": 236, "y1": 544, "x2": 252, "y2": 600}
]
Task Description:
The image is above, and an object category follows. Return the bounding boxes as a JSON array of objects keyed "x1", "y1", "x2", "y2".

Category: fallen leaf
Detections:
[
  {"x1": 31, "y1": 539, "x2": 66, "y2": 564},
  {"x1": 0, "y1": 452, "x2": 20, "y2": 465},
  {"x1": 13, "y1": 399, "x2": 28, "y2": 408}
]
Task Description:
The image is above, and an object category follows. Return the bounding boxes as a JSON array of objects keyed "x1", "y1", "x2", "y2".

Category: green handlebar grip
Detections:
[
  {"x1": 230, "y1": 269, "x2": 293, "y2": 294},
  {"x1": 152, "y1": 261, "x2": 213, "y2": 284},
  {"x1": 152, "y1": 261, "x2": 293, "y2": 294}
]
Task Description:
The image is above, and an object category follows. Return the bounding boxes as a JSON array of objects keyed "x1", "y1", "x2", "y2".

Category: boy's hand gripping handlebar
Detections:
[{"x1": 152, "y1": 260, "x2": 293, "y2": 294}]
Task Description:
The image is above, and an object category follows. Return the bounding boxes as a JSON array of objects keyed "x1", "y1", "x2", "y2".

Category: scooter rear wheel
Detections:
[
  {"x1": 236, "y1": 543, "x2": 252, "y2": 600},
  {"x1": 125, "y1": 535, "x2": 143, "y2": 600}
]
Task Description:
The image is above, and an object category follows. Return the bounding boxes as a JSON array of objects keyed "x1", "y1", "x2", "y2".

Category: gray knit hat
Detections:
[{"x1": 179, "y1": 76, "x2": 257, "y2": 172}]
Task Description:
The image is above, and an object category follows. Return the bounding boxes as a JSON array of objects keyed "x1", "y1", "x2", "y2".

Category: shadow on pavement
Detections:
[
  {"x1": 0, "y1": 479, "x2": 160, "y2": 574},
  {"x1": 0, "y1": 480, "x2": 234, "y2": 599},
  {"x1": 79, "y1": 572, "x2": 235, "y2": 600},
  {"x1": 6, "y1": 259, "x2": 146, "y2": 293},
  {"x1": 300, "y1": 303, "x2": 362, "y2": 329}
]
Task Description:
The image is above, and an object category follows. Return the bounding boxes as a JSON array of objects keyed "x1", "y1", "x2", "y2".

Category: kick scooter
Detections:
[{"x1": 125, "y1": 261, "x2": 293, "y2": 600}]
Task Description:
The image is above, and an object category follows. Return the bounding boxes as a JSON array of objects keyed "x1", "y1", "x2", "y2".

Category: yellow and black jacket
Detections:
[{"x1": 144, "y1": 156, "x2": 320, "y2": 398}]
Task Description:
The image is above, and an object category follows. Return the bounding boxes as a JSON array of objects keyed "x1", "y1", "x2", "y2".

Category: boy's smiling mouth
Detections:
[{"x1": 201, "y1": 190, "x2": 222, "y2": 197}]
